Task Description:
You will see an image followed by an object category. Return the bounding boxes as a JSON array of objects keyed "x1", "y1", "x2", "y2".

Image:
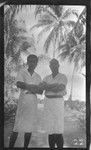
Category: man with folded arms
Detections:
[{"x1": 40, "y1": 58, "x2": 67, "y2": 149}]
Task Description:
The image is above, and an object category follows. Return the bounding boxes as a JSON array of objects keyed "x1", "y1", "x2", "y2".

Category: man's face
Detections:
[
  {"x1": 27, "y1": 60, "x2": 37, "y2": 70},
  {"x1": 49, "y1": 62, "x2": 59, "y2": 73}
]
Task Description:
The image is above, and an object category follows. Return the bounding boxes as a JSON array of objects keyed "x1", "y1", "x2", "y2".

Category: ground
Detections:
[{"x1": 4, "y1": 116, "x2": 86, "y2": 148}]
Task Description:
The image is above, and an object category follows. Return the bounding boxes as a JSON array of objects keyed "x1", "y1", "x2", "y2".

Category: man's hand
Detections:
[
  {"x1": 16, "y1": 81, "x2": 27, "y2": 90},
  {"x1": 60, "y1": 90, "x2": 67, "y2": 96},
  {"x1": 49, "y1": 84, "x2": 65, "y2": 93},
  {"x1": 39, "y1": 82, "x2": 47, "y2": 90}
]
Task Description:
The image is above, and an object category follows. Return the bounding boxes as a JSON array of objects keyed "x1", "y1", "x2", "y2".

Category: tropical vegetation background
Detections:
[{"x1": 4, "y1": 5, "x2": 86, "y2": 148}]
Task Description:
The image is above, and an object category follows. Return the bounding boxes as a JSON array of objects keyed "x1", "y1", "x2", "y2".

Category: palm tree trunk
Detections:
[
  {"x1": 53, "y1": 38, "x2": 56, "y2": 58},
  {"x1": 53, "y1": 49, "x2": 55, "y2": 58},
  {"x1": 68, "y1": 65, "x2": 75, "y2": 101}
]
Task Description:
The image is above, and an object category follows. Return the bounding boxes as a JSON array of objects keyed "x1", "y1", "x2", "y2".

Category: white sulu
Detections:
[{"x1": 13, "y1": 68, "x2": 42, "y2": 133}]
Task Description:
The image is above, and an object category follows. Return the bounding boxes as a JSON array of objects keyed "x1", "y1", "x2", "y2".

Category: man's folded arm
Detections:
[
  {"x1": 51, "y1": 84, "x2": 65, "y2": 93},
  {"x1": 45, "y1": 83, "x2": 65, "y2": 92},
  {"x1": 39, "y1": 82, "x2": 58, "y2": 90},
  {"x1": 16, "y1": 81, "x2": 43, "y2": 94},
  {"x1": 16, "y1": 81, "x2": 28, "y2": 90}
]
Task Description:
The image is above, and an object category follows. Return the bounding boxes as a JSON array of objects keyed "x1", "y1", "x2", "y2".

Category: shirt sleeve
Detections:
[
  {"x1": 38, "y1": 75, "x2": 42, "y2": 84},
  {"x1": 63, "y1": 75, "x2": 67, "y2": 86},
  {"x1": 59, "y1": 74, "x2": 67, "y2": 86},
  {"x1": 43, "y1": 76, "x2": 48, "y2": 83},
  {"x1": 15, "y1": 70, "x2": 25, "y2": 83},
  {"x1": 58, "y1": 74, "x2": 67, "y2": 96}
]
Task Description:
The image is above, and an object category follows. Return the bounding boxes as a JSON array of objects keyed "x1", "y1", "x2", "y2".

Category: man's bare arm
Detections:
[
  {"x1": 16, "y1": 81, "x2": 43, "y2": 94},
  {"x1": 50, "y1": 84, "x2": 65, "y2": 93},
  {"x1": 39, "y1": 82, "x2": 58, "y2": 91},
  {"x1": 16, "y1": 81, "x2": 29, "y2": 90}
]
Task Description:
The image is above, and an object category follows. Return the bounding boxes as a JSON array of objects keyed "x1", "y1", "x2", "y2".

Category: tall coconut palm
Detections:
[
  {"x1": 31, "y1": 5, "x2": 78, "y2": 57},
  {"x1": 57, "y1": 7, "x2": 86, "y2": 101},
  {"x1": 4, "y1": 5, "x2": 36, "y2": 101},
  {"x1": 4, "y1": 5, "x2": 25, "y2": 59},
  {"x1": 4, "y1": 5, "x2": 32, "y2": 62}
]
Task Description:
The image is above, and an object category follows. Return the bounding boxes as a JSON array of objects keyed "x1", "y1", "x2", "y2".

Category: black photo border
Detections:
[{"x1": 0, "y1": 0, "x2": 90, "y2": 150}]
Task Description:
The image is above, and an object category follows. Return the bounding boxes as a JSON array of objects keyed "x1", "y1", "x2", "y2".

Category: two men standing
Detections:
[{"x1": 9, "y1": 55, "x2": 67, "y2": 149}]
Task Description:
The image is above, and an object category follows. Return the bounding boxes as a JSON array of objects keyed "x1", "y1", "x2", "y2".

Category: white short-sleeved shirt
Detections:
[
  {"x1": 15, "y1": 68, "x2": 42, "y2": 94},
  {"x1": 43, "y1": 73, "x2": 67, "y2": 96}
]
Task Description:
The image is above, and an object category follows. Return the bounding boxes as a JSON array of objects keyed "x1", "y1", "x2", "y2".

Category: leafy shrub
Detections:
[
  {"x1": 64, "y1": 100, "x2": 85, "y2": 112},
  {"x1": 77, "y1": 113, "x2": 86, "y2": 132},
  {"x1": 4, "y1": 98, "x2": 17, "y2": 122}
]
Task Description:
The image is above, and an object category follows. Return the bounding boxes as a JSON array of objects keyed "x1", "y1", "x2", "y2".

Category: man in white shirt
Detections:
[
  {"x1": 41, "y1": 58, "x2": 67, "y2": 149},
  {"x1": 9, "y1": 55, "x2": 42, "y2": 148}
]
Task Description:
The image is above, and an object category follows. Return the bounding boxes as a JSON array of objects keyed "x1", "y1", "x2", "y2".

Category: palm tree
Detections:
[
  {"x1": 4, "y1": 5, "x2": 37, "y2": 105},
  {"x1": 31, "y1": 5, "x2": 78, "y2": 57},
  {"x1": 4, "y1": 5, "x2": 32, "y2": 62},
  {"x1": 4, "y1": 5, "x2": 24, "y2": 59},
  {"x1": 57, "y1": 7, "x2": 86, "y2": 101}
]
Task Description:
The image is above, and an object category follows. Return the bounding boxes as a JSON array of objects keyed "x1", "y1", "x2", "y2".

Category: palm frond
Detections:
[
  {"x1": 62, "y1": 9, "x2": 78, "y2": 19},
  {"x1": 58, "y1": 49, "x2": 70, "y2": 61},
  {"x1": 79, "y1": 34, "x2": 86, "y2": 44},
  {"x1": 54, "y1": 25, "x2": 61, "y2": 44},
  {"x1": 57, "y1": 44, "x2": 66, "y2": 52},
  {"x1": 49, "y1": 5, "x2": 64, "y2": 18},
  {"x1": 35, "y1": 5, "x2": 48, "y2": 18},
  {"x1": 57, "y1": 43, "x2": 70, "y2": 53},
  {"x1": 68, "y1": 51, "x2": 75, "y2": 63},
  {"x1": 74, "y1": 22, "x2": 84, "y2": 38},
  {"x1": 44, "y1": 29, "x2": 55, "y2": 53},
  {"x1": 59, "y1": 6, "x2": 64, "y2": 17},
  {"x1": 10, "y1": 5, "x2": 31, "y2": 13},
  {"x1": 66, "y1": 33, "x2": 77, "y2": 48},
  {"x1": 39, "y1": 14, "x2": 55, "y2": 24},
  {"x1": 30, "y1": 23, "x2": 46, "y2": 32},
  {"x1": 30, "y1": 15, "x2": 54, "y2": 32},
  {"x1": 74, "y1": 52, "x2": 81, "y2": 69},
  {"x1": 45, "y1": 9, "x2": 58, "y2": 21},
  {"x1": 81, "y1": 61, "x2": 86, "y2": 68},
  {"x1": 72, "y1": 10, "x2": 79, "y2": 18},
  {"x1": 35, "y1": 5, "x2": 43, "y2": 18},
  {"x1": 79, "y1": 7, "x2": 86, "y2": 21},
  {"x1": 65, "y1": 21, "x2": 76, "y2": 27},
  {"x1": 37, "y1": 24, "x2": 54, "y2": 42},
  {"x1": 43, "y1": 24, "x2": 60, "y2": 54},
  {"x1": 71, "y1": 45, "x2": 85, "y2": 69},
  {"x1": 70, "y1": 7, "x2": 86, "y2": 37},
  {"x1": 59, "y1": 25, "x2": 67, "y2": 43}
]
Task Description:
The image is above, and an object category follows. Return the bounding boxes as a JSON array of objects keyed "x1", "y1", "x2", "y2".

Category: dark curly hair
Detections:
[{"x1": 27, "y1": 55, "x2": 38, "y2": 64}]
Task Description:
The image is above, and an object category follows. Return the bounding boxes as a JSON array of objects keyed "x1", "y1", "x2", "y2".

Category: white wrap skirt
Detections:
[
  {"x1": 40, "y1": 97, "x2": 64, "y2": 134},
  {"x1": 13, "y1": 93, "x2": 38, "y2": 133}
]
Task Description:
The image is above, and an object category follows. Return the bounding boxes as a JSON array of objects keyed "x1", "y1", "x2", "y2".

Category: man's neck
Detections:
[
  {"x1": 28, "y1": 68, "x2": 34, "y2": 76},
  {"x1": 52, "y1": 71, "x2": 59, "y2": 78}
]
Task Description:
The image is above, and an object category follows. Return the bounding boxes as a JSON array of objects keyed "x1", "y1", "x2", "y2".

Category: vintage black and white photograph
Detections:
[{"x1": 4, "y1": 5, "x2": 86, "y2": 148}]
